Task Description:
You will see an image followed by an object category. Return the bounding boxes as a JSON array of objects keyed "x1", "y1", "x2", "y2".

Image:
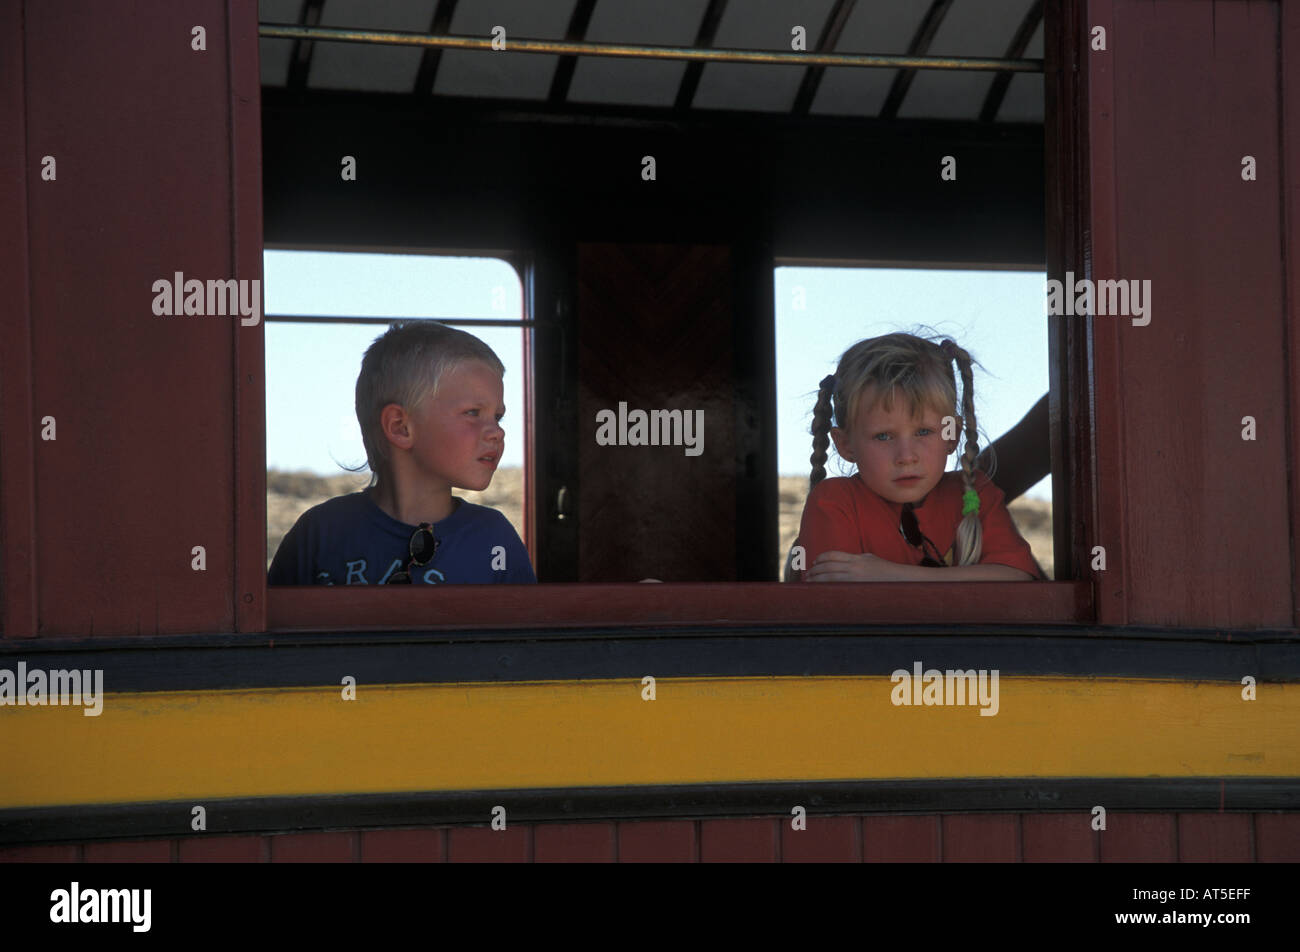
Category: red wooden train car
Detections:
[{"x1": 2, "y1": 0, "x2": 1298, "y2": 868}]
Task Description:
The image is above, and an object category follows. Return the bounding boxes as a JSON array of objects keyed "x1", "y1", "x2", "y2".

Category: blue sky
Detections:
[
  {"x1": 774, "y1": 265, "x2": 1050, "y2": 500},
  {"x1": 264, "y1": 251, "x2": 527, "y2": 476},
  {"x1": 265, "y1": 251, "x2": 1051, "y2": 501}
]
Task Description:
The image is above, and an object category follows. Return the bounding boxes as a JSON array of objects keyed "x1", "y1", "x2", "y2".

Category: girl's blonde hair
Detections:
[{"x1": 808, "y1": 332, "x2": 984, "y2": 565}]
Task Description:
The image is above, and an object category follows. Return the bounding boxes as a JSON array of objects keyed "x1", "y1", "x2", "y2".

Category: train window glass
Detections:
[
  {"x1": 263, "y1": 250, "x2": 529, "y2": 576},
  {"x1": 774, "y1": 264, "x2": 1053, "y2": 579}
]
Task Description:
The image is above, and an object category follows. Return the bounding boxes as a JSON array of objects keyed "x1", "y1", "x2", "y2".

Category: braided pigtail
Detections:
[
  {"x1": 809, "y1": 374, "x2": 836, "y2": 488},
  {"x1": 942, "y1": 339, "x2": 983, "y2": 565}
]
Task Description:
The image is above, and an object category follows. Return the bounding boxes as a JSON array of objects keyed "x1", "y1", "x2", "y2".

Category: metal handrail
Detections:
[
  {"x1": 258, "y1": 24, "x2": 1042, "y2": 72},
  {"x1": 265, "y1": 314, "x2": 533, "y2": 327}
]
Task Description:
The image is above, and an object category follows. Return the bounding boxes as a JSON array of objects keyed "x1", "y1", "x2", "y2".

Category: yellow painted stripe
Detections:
[{"x1": 2, "y1": 677, "x2": 1296, "y2": 809}]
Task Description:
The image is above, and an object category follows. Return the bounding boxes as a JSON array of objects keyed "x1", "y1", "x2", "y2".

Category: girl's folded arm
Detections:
[
  {"x1": 797, "y1": 482, "x2": 863, "y2": 573},
  {"x1": 975, "y1": 484, "x2": 1044, "y2": 579},
  {"x1": 806, "y1": 552, "x2": 1032, "y2": 582}
]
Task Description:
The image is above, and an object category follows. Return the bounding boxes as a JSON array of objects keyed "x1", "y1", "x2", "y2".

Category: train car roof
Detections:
[{"x1": 256, "y1": 0, "x2": 1045, "y2": 126}]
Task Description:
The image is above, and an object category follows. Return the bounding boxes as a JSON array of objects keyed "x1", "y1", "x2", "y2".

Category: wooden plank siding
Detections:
[
  {"x1": 1, "y1": 0, "x2": 263, "y2": 638},
  {"x1": 1088, "y1": 0, "x2": 1295, "y2": 627},
  {"x1": 1283, "y1": 1, "x2": 1300, "y2": 630},
  {"x1": 2, "y1": 812, "x2": 1295, "y2": 862},
  {"x1": 0, "y1": 0, "x2": 38, "y2": 642}
]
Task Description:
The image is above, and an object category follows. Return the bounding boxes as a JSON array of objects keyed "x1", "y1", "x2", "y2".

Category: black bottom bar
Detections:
[{"x1": 3, "y1": 778, "x2": 1297, "y2": 846}]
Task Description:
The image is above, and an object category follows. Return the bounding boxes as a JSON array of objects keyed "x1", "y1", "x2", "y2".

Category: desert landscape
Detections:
[{"x1": 268, "y1": 467, "x2": 1053, "y2": 580}]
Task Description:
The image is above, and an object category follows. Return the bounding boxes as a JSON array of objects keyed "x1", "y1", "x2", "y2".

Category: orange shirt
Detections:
[{"x1": 797, "y1": 470, "x2": 1043, "y2": 578}]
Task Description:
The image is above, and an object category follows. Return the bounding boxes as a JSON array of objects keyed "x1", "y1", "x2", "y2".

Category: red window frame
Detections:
[{"x1": 247, "y1": 2, "x2": 1096, "y2": 634}]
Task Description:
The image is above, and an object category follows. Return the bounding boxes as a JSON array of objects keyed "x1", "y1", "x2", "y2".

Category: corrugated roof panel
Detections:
[
  {"x1": 260, "y1": 39, "x2": 293, "y2": 86},
  {"x1": 809, "y1": 2, "x2": 928, "y2": 117},
  {"x1": 997, "y1": 72, "x2": 1044, "y2": 122},
  {"x1": 567, "y1": 0, "x2": 710, "y2": 108},
  {"x1": 435, "y1": 0, "x2": 577, "y2": 101},
  {"x1": 996, "y1": 19, "x2": 1044, "y2": 122},
  {"x1": 899, "y1": 0, "x2": 1036, "y2": 120},
  {"x1": 258, "y1": 0, "x2": 301, "y2": 87},
  {"x1": 1024, "y1": 15, "x2": 1044, "y2": 58},
  {"x1": 693, "y1": 0, "x2": 838, "y2": 113},
  {"x1": 259, "y1": 0, "x2": 300, "y2": 23},
  {"x1": 928, "y1": 0, "x2": 1037, "y2": 57},
  {"x1": 309, "y1": 0, "x2": 436, "y2": 93},
  {"x1": 897, "y1": 69, "x2": 989, "y2": 120}
]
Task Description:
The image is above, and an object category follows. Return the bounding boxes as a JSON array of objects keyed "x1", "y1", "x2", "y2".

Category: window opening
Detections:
[
  {"x1": 774, "y1": 264, "x2": 1053, "y2": 579},
  {"x1": 263, "y1": 249, "x2": 529, "y2": 574}
]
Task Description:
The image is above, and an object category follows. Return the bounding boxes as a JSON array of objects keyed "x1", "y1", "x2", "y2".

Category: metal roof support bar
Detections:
[
  {"x1": 258, "y1": 25, "x2": 1042, "y2": 72},
  {"x1": 264, "y1": 315, "x2": 535, "y2": 327}
]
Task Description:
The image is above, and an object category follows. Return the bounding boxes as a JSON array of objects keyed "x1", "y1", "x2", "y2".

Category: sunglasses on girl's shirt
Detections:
[{"x1": 898, "y1": 503, "x2": 947, "y2": 568}]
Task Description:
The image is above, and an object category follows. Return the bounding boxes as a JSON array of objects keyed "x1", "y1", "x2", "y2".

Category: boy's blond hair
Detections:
[{"x1": 355, "y1": 321, "x2": 505, "y2": 487}]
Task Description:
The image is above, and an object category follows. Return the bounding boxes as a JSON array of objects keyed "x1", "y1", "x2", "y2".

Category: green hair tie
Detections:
[{"x1": 961, "y1": 489, "x2": 980, "y2": 516}]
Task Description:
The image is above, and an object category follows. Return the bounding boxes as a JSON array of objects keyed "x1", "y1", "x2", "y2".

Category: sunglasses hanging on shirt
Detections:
[
  {"x1": 898, "y1": 503, "x2": 947, "y2": 568},
  {"x1": 388, "y1": 522, "x2": 439, "y2": 584}
]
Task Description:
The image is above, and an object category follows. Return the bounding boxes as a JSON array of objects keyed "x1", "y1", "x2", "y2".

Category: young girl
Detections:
[{"x1": 795, "y1": 333, "x2": 1042, "y2": 582}]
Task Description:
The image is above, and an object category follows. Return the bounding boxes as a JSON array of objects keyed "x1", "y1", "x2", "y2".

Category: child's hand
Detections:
[{"x1": 804, "y1": 551, "x2": 908, "y2": 582}]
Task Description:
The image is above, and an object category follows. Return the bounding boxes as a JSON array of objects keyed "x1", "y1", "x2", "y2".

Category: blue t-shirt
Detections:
[{"x1": 267, "y1": 490, "x2": 536, "y2": 585}]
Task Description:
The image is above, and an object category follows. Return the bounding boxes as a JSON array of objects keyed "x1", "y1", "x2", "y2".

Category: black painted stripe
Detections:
[
  {"x1": 3, "y1": 778, "x2": 1296, "y2": 846},
  {"x1": 1, "y1": 626, "x2": 1298, "y2": 693},
  {"x1": 4, "y1": 627, "x2": 1300, "y2": 692}
]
